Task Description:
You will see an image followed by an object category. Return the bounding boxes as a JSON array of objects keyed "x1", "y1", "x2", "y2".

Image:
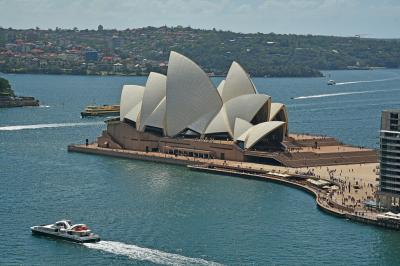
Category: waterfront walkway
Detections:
[{"x1": 68, "y1": 143, "x2": 400, "y2": 230}]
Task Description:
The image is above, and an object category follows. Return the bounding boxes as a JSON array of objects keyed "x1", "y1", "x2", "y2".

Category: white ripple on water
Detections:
[
  {"x1": 293, "y1": 88, "x2": 400, "y2": 100},
  {"x1": 0, "y1": 122, "x2": 103, "y2": 131},
  {"x1": 84, "y1": 240, "x2": 223, "y2": 266},
  {"x1": 335, "y1": 76, "x2": 399, "y2": 85}
]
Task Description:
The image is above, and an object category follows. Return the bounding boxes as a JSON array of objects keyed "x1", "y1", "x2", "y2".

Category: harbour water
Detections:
[{"x1": 1, "y1": 69, "x2": 400, "y2": 265}]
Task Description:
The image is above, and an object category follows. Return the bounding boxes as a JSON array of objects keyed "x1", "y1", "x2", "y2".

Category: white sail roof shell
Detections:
[
  {"x1": 165, "y1": 51, "x2": 222, "y2": 136},
  {"x1": 220, "y1": 62, "x2": 257, "y2": 103},
  {"x1": 120, "y1": 85, "x2": 145, "y2": 121},
  {"x1": 205, "y1": 94, "x2": 271, "y2": 137},
  {"x1": 233, "y1": 118, "x2": 253, "y2": 141},
  {"x1": 204, "y1": 108, "x2": 229, "y2": 135},
  {"x1": 138, "y1": 72, "x2": 166, "y2": 131},
  {"x1": 187, "y1": 110, "x2": 218, "y2": 134},
  {"x1": 142, "y1": 97, "x2": 166, "y2": 130},
  {"x1": 269, "y1": 103, "x2": 287, "y2": 122},
  {"x1": 124, "y1": 101, "x2": 142, "y2": 125},
  {"x1": 237, "y1": 121, "x2": 286, "y2": 149},
  {"x1": 216, "y1": 80, "x2": 225, "y2": 97},
  {"x1": 205, "y1": 94, "x2": 271, "y2": 138},
  {"x1": 223, "y1": 94, "x2": 271, "y2": 136},
  {"x1": 117, "y1": 51, "x2": 289, "y2": 146}
]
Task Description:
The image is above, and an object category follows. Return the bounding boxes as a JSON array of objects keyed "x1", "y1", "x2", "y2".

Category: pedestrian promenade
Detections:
[{"x1": 68, "y1": 142, "x2": 400, "y2": 230}]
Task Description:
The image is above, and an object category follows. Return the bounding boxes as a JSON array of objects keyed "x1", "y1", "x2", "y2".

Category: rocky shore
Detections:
[{"x1": 0, "y1": 76, "x2": 39, "y2": 108}]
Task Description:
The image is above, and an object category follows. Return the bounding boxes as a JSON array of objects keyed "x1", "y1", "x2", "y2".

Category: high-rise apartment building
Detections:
[{"x1": 379, "y1": 110, "x2": 400, "y2": 209}]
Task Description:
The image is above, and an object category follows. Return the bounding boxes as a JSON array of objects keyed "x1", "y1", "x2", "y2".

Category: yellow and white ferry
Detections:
[{"x1": 81, "y1": 104, "x2": 120, "y2": 117}]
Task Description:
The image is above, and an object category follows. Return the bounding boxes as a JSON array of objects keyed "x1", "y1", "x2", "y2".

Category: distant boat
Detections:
[
  {"x1": 327, "y1": 80, "x2": 336, "y2": 85},
  {"x1": 81, "y1": 104, "x2": 120, "y2": 117}
]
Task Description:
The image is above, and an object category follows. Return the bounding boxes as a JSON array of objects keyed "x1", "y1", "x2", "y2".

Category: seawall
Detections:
[
  {"x1": 68, "y1": 144, "x2": 195, "y2": 166},
  {"x1": 68, "y1": 143, "x2": 400, "y2": 231},
  {"x1": 187, "y1": 165, "x2": 345, "y2": 218}
]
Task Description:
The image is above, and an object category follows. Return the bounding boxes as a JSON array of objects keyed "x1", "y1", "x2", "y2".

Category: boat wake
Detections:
[
  {"x1": 335, "y1": 76, "x2": 399, "y2": 85},
  {"x1": 0, "y1": 122, "x2": 103, "y2": 131},
  {"x1": 84, "y1": 241, "x2": 222, "y2": 266},
  {"x1": 293, "y1": 88, "x2": 400, "y2": 100}
]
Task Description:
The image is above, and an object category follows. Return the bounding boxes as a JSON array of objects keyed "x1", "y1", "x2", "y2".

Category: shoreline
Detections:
[
  {"x1": 0, "y1": 71, "x2": 327, "y2": 79},
  {"x1": 68, "y1": 143, "x2": 400, "y2": 231},
  {"x1": 1, "y1": 67, "x2": 394, "y2": 79},
  {"x1": 189, "y1": 165, "x2": 400, "y2": 230}
]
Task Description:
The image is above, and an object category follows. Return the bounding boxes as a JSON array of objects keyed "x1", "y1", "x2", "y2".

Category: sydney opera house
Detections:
[
  {"x1": 98, "y1": 51, "x2": 288, "y2": 162},
  {"x1": 96, "y1": 51, "x2": 377, "y2": 166}
]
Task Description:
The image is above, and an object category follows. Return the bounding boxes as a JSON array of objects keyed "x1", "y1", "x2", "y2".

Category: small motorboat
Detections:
[
  {"x1": 327, "y1": 80, "x2": 336, "y2": 85},
  {"x1": 31, "y1": 220, "x2": 100, "y2": 243}
]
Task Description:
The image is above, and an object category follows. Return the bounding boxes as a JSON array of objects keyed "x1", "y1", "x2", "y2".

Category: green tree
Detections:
[{"x1": 0, "y1": 77, "x2": 15, "y2": 96}]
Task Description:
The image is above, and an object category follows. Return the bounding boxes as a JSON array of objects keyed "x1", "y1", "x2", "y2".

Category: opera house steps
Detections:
[
  {"x1": 245, "y1": 149, "x2": 378, "y2": 168},
  {"x1": 284, "y1": 137, "x2": 342, "y2": 148}
]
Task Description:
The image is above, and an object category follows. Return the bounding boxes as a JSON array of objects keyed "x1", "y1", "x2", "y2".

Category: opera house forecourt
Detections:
[{"x1": 69, "y1": 51, "x2": 400, "y2": 230}]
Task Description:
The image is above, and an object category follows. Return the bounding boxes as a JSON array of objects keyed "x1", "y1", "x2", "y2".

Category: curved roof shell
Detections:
[
  {"x1": 142, "y1": 97, "x2": 166, "y2": 131},
  {"x1": 124, "y1": 101, "x2": 142, "y2": 125},
  {"x1": 138, "y1": 72, "x2": 167, "y2": 131},
  {"x1": 269, "y1": 103, "x2": 287, "y2": 122},
  {"x1": 204, "y1": 108, "x2": 229, "y2": 135},
  {"x1": 118, "y1": 51, "x2": 289, "y2": 147},
  {"x1": 220, "y1": 62, "x2": 257, "y2": 103},
  {"x1": 269, "y1": 103, "x2": 288, "y2": 135},
  {"x1": 205, "y1": 94, "x2": 271, "y2": 137},
  {"x1": 233, "y1": 118, "x2": 253, "y2": 141},
  {"x1": 216, "y1": 80, "x2": 225, "y2": 97},
  {"x1": 187, "y1": 110, "x2": 219, "y2": 134},
  {"x1": 120, "y1": 85, "x2": 145, "y2": 121},
  {"x1": 223, "y1": 94, "x2": 271, "y2": 136},
  {"x1": 237, "y1": 121, "x2": 286, "y2": 149},
  {"x1": 165, "y1": 51, "x2": 222, "y2": 136}
]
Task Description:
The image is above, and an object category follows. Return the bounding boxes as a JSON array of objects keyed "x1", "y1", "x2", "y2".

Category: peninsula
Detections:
[
  {"x1": 0, "y1": 77, "x2": 39, "y2": 107},
  {"x1": 68, "y1": 51, "x2": 399, "y2": 230}
]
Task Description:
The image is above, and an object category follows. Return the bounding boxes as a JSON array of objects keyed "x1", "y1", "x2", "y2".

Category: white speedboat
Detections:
[
  {"x1": 327, "y1": 80, "x2": 336, "y2": 85},
  {"x1": 31, "y1": 220, "x2": 100, "y2": 243}
]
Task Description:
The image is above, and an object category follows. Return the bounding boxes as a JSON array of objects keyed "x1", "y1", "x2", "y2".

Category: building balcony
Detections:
[
  {"x1": 380, "y1": 135, "x2": 400, "y2": 141},
  {"x1": 380, "y1": 185, "x2": 400, "y2": 193},
  {"x1": 381, "y1": 172, "x2": 400, "y2": 180},
  {"x1": 380, "y1": 153, "x2": 400, "y2": 161}
]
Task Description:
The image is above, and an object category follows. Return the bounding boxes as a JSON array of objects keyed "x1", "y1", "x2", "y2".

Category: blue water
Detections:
[{"x1": 1, "y1": 70, "x2": 400, "y2": 265}]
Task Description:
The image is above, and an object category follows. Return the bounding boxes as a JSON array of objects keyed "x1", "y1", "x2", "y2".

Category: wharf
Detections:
[{"x1": 68, "y1": 143, "x2": 400, "y2": 231}]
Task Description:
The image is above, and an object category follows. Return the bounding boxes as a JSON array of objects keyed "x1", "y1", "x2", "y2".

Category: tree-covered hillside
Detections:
[{"x1": 0, "y1": 26, "x2": 399, "y2": 77}]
